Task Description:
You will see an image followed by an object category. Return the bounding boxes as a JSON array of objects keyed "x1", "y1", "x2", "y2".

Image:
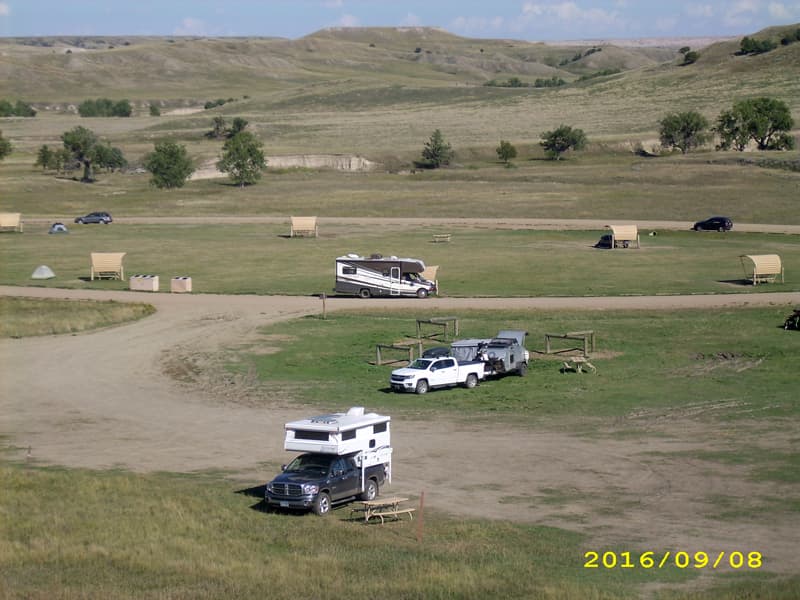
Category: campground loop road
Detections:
[
  {"x1": 20, "y1": 216, "x2": 800, "y2": 234},
  {"x1": 2, "y1": 218, "x2": 800, "y2": 576}
]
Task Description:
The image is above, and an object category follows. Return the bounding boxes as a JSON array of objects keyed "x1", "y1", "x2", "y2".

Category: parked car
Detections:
[
  {"x1": 421, "y1": 346, "x2": 450, "y2": 359},
  {"x1": 693, "y1": 216, "x2": 732, "y2": 232},
  {"x1": 74, "y1": 212, "x2": 112, "y2": 224}
]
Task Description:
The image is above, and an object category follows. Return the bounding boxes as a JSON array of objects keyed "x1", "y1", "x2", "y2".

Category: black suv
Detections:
[
  {"x1": 693, "y1": 216, "x2": 732, "y2": 232},
  {"x1": 75, "y1": 212, "x2": 113, "y2": 224}
]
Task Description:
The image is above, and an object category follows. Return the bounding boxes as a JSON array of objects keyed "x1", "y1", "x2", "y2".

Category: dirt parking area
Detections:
[{"x1": 2, "y1": 285, "x2": 799, "y2": 579}]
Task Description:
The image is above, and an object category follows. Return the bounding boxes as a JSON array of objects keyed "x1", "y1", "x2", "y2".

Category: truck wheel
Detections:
[
  {"x1": 416, "y1": 288, "x2": 428, "y2": 299},
  {"x1": 359, "y1": 288, "x2": 371, "y2": 299},
  {"x1": 360, "y1": 479, "x2": 379, "y2": 501},
  {"x1": 312, "y1": 492, "x2": 331, "y2": 516},
  {"x1": 464, "y1": 373, "x2": 478, "y2": 388},
  {"x1": 518, "y1": 363, "x2": 528, "y2": 377},
  {"x1": 415, "y1": 379, "x2": 429, "y2": 395}
]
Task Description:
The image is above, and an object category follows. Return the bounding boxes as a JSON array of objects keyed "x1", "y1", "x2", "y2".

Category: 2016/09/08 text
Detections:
[{"x1": 584, "y1": 551, "x2": 762, "y2": 570}]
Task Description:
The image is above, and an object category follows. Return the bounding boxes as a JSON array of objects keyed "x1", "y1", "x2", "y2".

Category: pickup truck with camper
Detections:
[
  {"x1": 389, "y1": 356, "x2": 486, "y2": 394},
  {"x1": 265, "y1": 407, "x2": 392, "y2": 515}
]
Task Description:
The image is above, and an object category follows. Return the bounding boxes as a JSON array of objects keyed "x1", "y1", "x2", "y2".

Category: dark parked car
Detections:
[
  {"x1": 693, "y1": 216, "x2": 732, "y2": 232},
  {"x1": 74, "y1": 212, "x2": 112, "y2": 224},
  {"x1": 421, "y1": 346, "x2": 450, "y2": 359}
]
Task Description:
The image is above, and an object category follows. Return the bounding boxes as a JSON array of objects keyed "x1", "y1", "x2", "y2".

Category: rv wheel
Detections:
[
  {"x1": 359, "y1": 288, "x2": 371, "y2": 299},
  {"x1": 416, "y1": 288, "x2": 428, "y2": 299}
]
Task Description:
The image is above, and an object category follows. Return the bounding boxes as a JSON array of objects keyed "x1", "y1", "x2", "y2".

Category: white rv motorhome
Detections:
[{"x1": 334, "y1": 253, "x2": 436, "y2": 298}]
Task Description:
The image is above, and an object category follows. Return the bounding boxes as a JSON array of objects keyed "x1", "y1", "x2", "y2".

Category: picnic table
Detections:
[{"x1": 356, "y1": 496, "x2": 415, "y2": 524}]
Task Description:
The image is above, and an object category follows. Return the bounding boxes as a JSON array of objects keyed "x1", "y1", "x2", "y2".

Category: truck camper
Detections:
[
  {"x1": 265, "y1": 407, "x2": 393, "y2": 514},
  {"x1": 334, "y1": 253, "x2": 436, "y2": 298}
]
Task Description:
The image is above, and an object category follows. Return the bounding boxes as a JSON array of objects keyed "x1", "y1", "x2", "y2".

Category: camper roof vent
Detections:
[
  {"x1": 370, "y1": 253, "x2": 383, "y2": 259},
  {"x1": 346, "y1": 406, "x2": 365, "y2": 416},
  {"x1": 347, "y1": 253, "x2": 359, "y2": 258}
]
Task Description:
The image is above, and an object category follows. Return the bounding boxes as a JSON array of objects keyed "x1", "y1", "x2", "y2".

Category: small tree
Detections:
[
  {"x1": 420, "y1": 129, "x2": 453, "y2": 168},
  {"x1": 35, "y1": 144, "x2": 54, "y2": 170},
  {"x1": 540, "y1": 124, "x2": 587, "y2": 160},
  {"x1": 496, "y1": 140, "x2": 517, "y2": 164},
  {"x1": 682, "y1": 50, "x2": 699, "y2": 65},
  {"x1": 149, "y1": 103, "x2": 161, "y2": 116},
  {"x1": 0, "y1": 130, "x2": 12, "y2": 161},
  {"x1": 144, "y1": 140, "x2": 195, "y2": 189},
  {"x1": 217, "y1": 131, "x2": 266, "y2": 187},
  {"x1": 228, "y1": 117, "x2": 248, "y2": 138},
  {"x1": 658, "y1": 111, "x2": 709, "y2": 153},
  {"x1": 61, "y1": 126, "x2": 99, "y2": 181},
  {"x1": 208, "y1": 116, "x2": 227, "y2": 139}
]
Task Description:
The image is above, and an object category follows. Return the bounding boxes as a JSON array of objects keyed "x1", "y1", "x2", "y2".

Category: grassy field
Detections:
[
  {"x1": 11, "y1": 461, "x2": 797, "y2": 600},
  {"x1": 0, "y1": 296, "x2": 154, "y2": 338},
  {"x1": 2, "y1": 24, "x2": 800, "y2": 600},
  {"x1": 1, "y1": 150, "x2": 800, "y2": 224},
  {"x1": 2, "y1": 223, "x2": 798, "y2": 296},
  {"x1": 208, "y1": 307, "x2": 800, "y2": 421}
]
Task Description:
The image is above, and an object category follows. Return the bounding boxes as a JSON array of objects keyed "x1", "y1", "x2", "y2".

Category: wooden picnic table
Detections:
[{"x1": 357, "y1": 496, "x2": 415, "y2": 524}]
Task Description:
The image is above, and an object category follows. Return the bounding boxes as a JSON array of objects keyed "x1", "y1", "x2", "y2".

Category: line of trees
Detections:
[
  {"x1": 659, "y1": 97, "x2": 795, "y2": 154},
  {"x1": 0, "y1": 99, "x2": 36, "y2": 117},
  {"x1": 78, "y1": 98, "x2": 132, "y2": 117}
]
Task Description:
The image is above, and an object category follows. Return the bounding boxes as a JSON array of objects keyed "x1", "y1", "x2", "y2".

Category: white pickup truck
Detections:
[{"x1": 389, "y1": 356, "x2": 485, "y2": 394}]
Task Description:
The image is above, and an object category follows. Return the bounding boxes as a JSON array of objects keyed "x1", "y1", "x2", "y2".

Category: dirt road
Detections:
[{"x1": 2, "y1": 285, "x2": 799, "y2": 577}]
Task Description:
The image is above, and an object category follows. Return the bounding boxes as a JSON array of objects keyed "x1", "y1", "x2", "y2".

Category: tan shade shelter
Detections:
[
  {"x1": 0, "y1": 212, "x2": 23, "y2": 232},
  {"x1": 290, "y1": 216, "x2": 318, "y2": 237},
  {"x1": 739, "y1": 254, "x2": 783, "y2": 285},
  {"x1": 605, "y1": 224, "x2": 640, "y2": 248},
  {"x1": 90, "y1": 252, "x2": 126, "y2": 280}
]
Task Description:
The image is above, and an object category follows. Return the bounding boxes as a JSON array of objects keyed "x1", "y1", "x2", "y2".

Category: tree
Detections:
[
  {"x1": 93, "y1": 143, "x2": 127, "y2": 172},
  {"x1": 540, "y1": 124, "x2": 587, "y2": 160},
  {"x1": 144, "y1": 140, "x2": 195, "y2": 189},
  {"x1": 149, "y1": 104, "x2": 161, "y2": 116},
  {"x1": 496, "y1": 140, "x2": 517, "y2": 164},
  {"x1": 715, "y1": 97, "x2": 794, "y2": 151},
  {"x1": 658, "y1": 111, "x2": 709, "y2": 153},
  {"x1": 208, "y1": 116, "x2": 227, "y2": 139},
  {"x1": 681, "y1": 51, "x2": 699, "y2": 65},
  {"x1": 0, "y1": 130, "x2": 12, "y2": 161},
  {"x1": 228, "y1": 117, "x2": 248, "y2": 138},
  {"x1": 420, "y1": 129, "x2": 453, "y2": 168},
  {"x1": 35, "y1": 144, "x2": 54, "y2": 170},
  {"x1": 61, "y1": 126, "x2": 99, "y2": 182},
  {"x1": 217, "y1": 131, "x2": 266, "y2": 187}
]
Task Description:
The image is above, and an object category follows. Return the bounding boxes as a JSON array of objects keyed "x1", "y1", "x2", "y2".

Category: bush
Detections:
[{"x1": 77, "y1": 98, "x2": 132, "y2": 117}]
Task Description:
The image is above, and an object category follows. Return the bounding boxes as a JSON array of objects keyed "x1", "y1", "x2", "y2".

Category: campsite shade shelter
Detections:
[
  {"x1": 604, "y1": 224, "x2": 640, "y2": 249},
  {"x1": 739, "y1": 254, "x2": 783, "y2": 285}
]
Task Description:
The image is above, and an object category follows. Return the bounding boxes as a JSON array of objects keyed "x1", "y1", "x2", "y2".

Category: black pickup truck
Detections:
[{"x1": 265, "y1": 452, "x2": 388, "y2": 515}]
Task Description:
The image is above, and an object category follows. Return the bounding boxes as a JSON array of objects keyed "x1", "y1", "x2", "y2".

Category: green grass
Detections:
[
  {"x1": 0, "y1": 462, "x2": 656, "y2": 600},
  {"x1": 0, "y1": 296, "x2": 155, "y2": 338},
  {"x1": 2, "y1": 223, "x2": 799, "y2": 296},
  {"x1": 2, "y1": 461, "x2": 797, "y2": 599},
  {"x1": 206, "y1": 307, "x2": 800, "y2": 423}
]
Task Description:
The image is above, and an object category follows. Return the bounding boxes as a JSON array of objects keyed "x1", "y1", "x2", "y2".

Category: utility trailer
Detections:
[{"x1": 334, "y1": 253, "x2": 436, "y2": 298}]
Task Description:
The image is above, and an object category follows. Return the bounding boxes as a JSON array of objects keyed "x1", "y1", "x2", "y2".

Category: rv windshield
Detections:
[{"x1": 408, "y1": 359, "x2": 433, "y2": 370}]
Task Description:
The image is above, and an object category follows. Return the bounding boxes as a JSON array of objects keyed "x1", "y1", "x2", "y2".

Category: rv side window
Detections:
[
  {"x1": 343, "y1": 266, "x2": 356, "y2": 275},
  {"x1": 294, "y1": 430, "x2": 329, "y2": 441},
  {"x1": 373, "y1": 422, "x2": 387, "y2": 434},
  {"x1": 342, "y1": 429, "x2": 356, "y2": 441}
]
